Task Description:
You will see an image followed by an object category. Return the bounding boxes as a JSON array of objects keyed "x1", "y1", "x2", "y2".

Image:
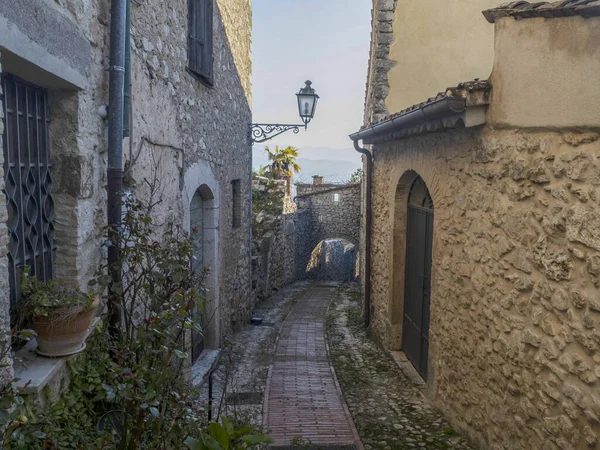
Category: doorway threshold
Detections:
[{"x1": 390, "y1": 351, "x2": 426, "y2": 390}]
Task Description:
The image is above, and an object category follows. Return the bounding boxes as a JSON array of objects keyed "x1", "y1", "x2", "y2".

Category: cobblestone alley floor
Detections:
[
  {"x1": 200, "y1": 281, "x2": 475, "y2": 449},
  {"x1": 327, "y1": 283, "x2": 475, "y2": 450}
]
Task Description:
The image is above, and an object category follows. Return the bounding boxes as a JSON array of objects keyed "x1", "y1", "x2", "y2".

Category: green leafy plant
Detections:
[
  {"x1": 0, "y1": 329, "x2": 41, "y2": 449},
  {"x1": 20, "y1": 274, "x2": 96, "y2": 319},
  {"x1": 265, "y1": 145, "x2": 301, "y2": 178},
  {"x1": 252, "y1": 183, "x2": 284, "y2": 217},
  {"x1": 184, "y1": 417, "x2": 271, "y2": 450},
  {"x1": 2, "y1": 192, "x2": 272, "y2": 449},
  {"x1": 251, "y1": 165, "x2": 270, "y2": 178},
  {"x1": 348, "y1": 168, "x2": 363, "y2": 184}
]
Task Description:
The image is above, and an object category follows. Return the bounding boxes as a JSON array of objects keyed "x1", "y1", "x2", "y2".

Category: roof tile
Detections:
[{"x1": 483, "y1": 0, "x2": 600, "y2": 22}]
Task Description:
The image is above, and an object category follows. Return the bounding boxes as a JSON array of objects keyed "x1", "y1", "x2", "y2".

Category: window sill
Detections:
[{"x1": 14, "y1": 318, "x2": 100, "y2": 395}]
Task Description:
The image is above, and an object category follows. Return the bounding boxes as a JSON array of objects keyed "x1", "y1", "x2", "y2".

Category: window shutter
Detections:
[
  {"x1": 202, "y1": 0, "x2": 214, "y2": 84},
  {"x1": 188, "y1": 0, "x2": 213, "y2": 85}
]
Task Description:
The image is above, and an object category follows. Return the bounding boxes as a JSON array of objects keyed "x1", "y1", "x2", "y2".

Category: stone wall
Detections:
[
  {"x1": 296, "y1": 183, "x2": 361, "y2": 248},
  {"x1": 0, "y1": 0, "x2": 252, "y2": 376},
  {"x1": 251, "y1": 177, "x2": 359, "y2": 297},
  {"x1": 363, "y1": 0, "x2": 398, "y2": 126},
  {"x1": 0, "y1": 51, "x2": 12, "y2": 386},
  {"x1": 306, "y1": 239, "x2": 358, "y2": 281},
  {"x1": 252, "y1": 177, "x2": 304, "y2": 299},
  {"x1": 370, "y1": 127, "x2": 600, "y2": 449}
]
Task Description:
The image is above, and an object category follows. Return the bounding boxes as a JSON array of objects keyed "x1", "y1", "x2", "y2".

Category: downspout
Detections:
[
  {"x1": 123, "y1": 0, "x2": 131, "y2": 138},
  {"x1": 107, "y1": 0, "x2": 127, "y2": 332},
  {"x1": 352, "y1": 139, "x2": 372, "y2": 328}
]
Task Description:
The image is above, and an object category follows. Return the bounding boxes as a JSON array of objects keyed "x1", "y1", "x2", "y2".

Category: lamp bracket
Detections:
[{"x1": 249, "y1": 123, "x2": 306, "y2": 144}]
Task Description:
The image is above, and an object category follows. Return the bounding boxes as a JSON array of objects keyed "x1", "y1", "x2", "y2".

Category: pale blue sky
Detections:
[{"x1": 252, "y1": 0, "x2": 372, "y2": 153}]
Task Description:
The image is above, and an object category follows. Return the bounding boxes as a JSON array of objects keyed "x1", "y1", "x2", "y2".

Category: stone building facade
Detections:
[
  {"x1": 296, "y1": 180, "x2": 361, "y2": 249},
  {"x1": 355, "y1": 1, "x2": 600, "y2": 449},
  {"x1": 251, "y1": 176, "x2": 362, "y2": 297},
  {"x1": 0, "y1": 0, "x2": 252, "y2": 386}
]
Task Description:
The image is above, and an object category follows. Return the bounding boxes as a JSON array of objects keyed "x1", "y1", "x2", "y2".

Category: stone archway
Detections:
[
  {"x1": 389, "y1": 171, "x2": 434, "y2": 381},
  {"x1": 183, "y1": 162, "x2": 221, "y2": 361},
  {"x1": 190, "y1": 184, "x2": 218, "y2": 361}
]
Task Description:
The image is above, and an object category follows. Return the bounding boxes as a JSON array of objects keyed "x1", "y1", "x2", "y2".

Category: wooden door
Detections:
[{"x1": 402, "y1": 204, "x2": 433, "y2": 380}]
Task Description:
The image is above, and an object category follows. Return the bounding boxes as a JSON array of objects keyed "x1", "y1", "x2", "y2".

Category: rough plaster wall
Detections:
[
  {"x1": 489, "y1": 15, "x2": 600, "y2": 129},
  {"x1": 386, "y1": 0, "x2": 504, "y2": 113},
  {"x1": 371, "y1": 127, "x2": 600, "y2": 449},
  {"x1": 0, "y1": 52, "x2": 13, "y2": 385}
]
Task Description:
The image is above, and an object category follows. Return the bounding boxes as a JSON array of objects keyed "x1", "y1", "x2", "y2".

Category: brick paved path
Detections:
[{"x1": 264, "y1": 284, "x2": 363, "y2": 448}]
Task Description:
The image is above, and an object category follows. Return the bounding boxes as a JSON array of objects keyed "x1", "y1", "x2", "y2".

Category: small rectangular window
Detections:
[
  {"x1": 334, "y1": 193, "x2": 340, "y2": 202},
  {"x1": 188, "y1": 0, "x2": 214, "y2": 85},
  {"x1": 232, "y1": 179, "x2": 241, "y2": 228}
]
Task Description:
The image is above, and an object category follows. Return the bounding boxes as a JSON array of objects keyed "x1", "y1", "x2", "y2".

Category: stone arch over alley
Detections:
[
  {"x1": 251, "y1": 176, "x2": 362, "y2": 299},
  {"x1": 296, "y1": 179, "x2": 362, "y2": 282}
]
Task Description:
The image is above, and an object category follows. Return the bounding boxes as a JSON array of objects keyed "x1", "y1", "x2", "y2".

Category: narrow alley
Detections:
[{"x1": 202, "y1": 282, "x2": 474, "y2": 449}]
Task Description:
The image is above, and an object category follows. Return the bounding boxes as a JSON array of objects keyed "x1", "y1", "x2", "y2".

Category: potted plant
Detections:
[{"x1": 20, "y1": 274, "x2": 98, "y2": 357}]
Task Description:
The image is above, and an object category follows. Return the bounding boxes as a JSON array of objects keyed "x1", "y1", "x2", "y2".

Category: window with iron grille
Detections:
[
  {"x1": 232, "y1": 179, "x2": 241, "y2": 229},
  {"x1": 188, "y1": 0, "x2": 214, "y2": 85},
  {"x1": 1, "y1": 74, "x2": 56, "y2": 317}
]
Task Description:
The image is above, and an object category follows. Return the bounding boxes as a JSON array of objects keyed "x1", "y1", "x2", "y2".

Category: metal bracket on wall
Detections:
[{"x1": 249, "y1": 123, "x2": 306, "y2": 144}]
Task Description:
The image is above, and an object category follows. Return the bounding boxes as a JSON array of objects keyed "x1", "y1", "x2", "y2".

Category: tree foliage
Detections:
[{"x1": 265, "y1": 145, "x2": 301, "y2": 178}]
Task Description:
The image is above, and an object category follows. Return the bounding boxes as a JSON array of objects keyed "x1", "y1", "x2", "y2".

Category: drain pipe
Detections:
[
  {"x1": 352, "y1": 139, "x2": 372, "y2": 328},
  {"x1": 107, "y1": 0, "x2": 127, "y2": 332}
]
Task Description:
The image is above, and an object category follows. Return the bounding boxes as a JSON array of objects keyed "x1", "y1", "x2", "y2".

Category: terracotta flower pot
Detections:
[{"x1": 32, "y1": 298, "x2": 99, "y2": 357}]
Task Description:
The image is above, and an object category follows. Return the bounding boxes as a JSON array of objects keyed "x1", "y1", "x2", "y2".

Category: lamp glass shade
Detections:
[{"x1": 296, "y1": 80, "x2": 319, "y2": 124}]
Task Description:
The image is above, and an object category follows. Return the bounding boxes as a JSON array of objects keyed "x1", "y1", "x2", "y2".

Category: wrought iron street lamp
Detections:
[{"x1": 250, "y1": 80, "x2": 320, "y2": 144}]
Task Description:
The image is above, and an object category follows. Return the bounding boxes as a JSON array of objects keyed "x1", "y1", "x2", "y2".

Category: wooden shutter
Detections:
[{"x1": 188, "y1": 0, "x2": 214, "y2": 85}]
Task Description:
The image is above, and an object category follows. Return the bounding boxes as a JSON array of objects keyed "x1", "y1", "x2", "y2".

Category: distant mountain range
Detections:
[{"x1": 253, "y1": 146, "x2": 362, "y2": 184}]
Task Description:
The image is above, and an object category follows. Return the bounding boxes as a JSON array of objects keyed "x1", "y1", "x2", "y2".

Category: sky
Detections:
[{"x1": 252, "y1": 0, "x2": 372, "y2": 160}]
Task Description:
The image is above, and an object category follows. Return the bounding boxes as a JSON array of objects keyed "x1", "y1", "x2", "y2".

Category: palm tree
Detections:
[{"x1": 264, "y1": 145, "x2": 301, "y2": 178}]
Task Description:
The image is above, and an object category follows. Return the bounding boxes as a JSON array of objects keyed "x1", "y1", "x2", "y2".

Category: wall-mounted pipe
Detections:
[
  {"x1": 123, "y1": 0, "x2": 131, "y2": 137},
  {"x1": 107, "y1": 0, "x2": 127, "y2": 332},
  {"x1": 352, "y1": 139, "x2": 372, "y2": 328}
]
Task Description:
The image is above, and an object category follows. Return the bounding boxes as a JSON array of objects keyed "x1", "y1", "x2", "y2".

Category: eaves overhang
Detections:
[{"x1": 350, "y1": 80, "x2": 491, "y2": 145}]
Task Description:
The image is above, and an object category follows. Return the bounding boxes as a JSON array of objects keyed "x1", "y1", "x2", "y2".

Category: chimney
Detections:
[{"x1": 312, "y1": 175, "x2": 324, "y2": 185}]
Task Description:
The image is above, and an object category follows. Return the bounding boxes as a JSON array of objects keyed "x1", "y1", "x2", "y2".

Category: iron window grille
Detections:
[
  {"x1": 188, "y1": 0, "x2": 214, "y2": 85},
  {"x1": 1, "y1": 74, "x2": 56, "y2": 317}
]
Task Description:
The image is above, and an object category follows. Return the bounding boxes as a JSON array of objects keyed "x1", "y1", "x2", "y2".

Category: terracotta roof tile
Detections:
[
  {"x1": 483, "y1": 0, "x2": 600, "y2": 22},
  {"x1": 363, "y1": 79, "x2": 491, "y2": 129}
]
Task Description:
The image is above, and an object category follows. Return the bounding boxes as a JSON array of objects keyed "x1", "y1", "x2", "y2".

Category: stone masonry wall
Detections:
[
  {"x1": 364, "y1": 0, "x2": 398, "y2": 126},
  {"x1": 296, "y1": 183, "x2": 361, "y2": 249},
  {"x1": 0, "y1": 51, "x2": 12, "y2": 385},
  {"x1": 0, "y1": 0, "x2": 252, "y2": 359},
  {"x1": 371, "y1": 127, "x2": 600, "y2": 449},
  {"x1": 252, "y1": 178, "x2": 308, "y2": 298},
  {"x1": 126, "y1": 0, "x2": 253, "y2": 332}
]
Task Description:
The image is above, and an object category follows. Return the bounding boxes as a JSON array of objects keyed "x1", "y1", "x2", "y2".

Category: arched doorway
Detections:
[
  {"x1": 190, "y1": 184, "x2": 218, "y2": 363},
  {"x1": 402, "y1": 176, "x2": 434, "y2": 380}
]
